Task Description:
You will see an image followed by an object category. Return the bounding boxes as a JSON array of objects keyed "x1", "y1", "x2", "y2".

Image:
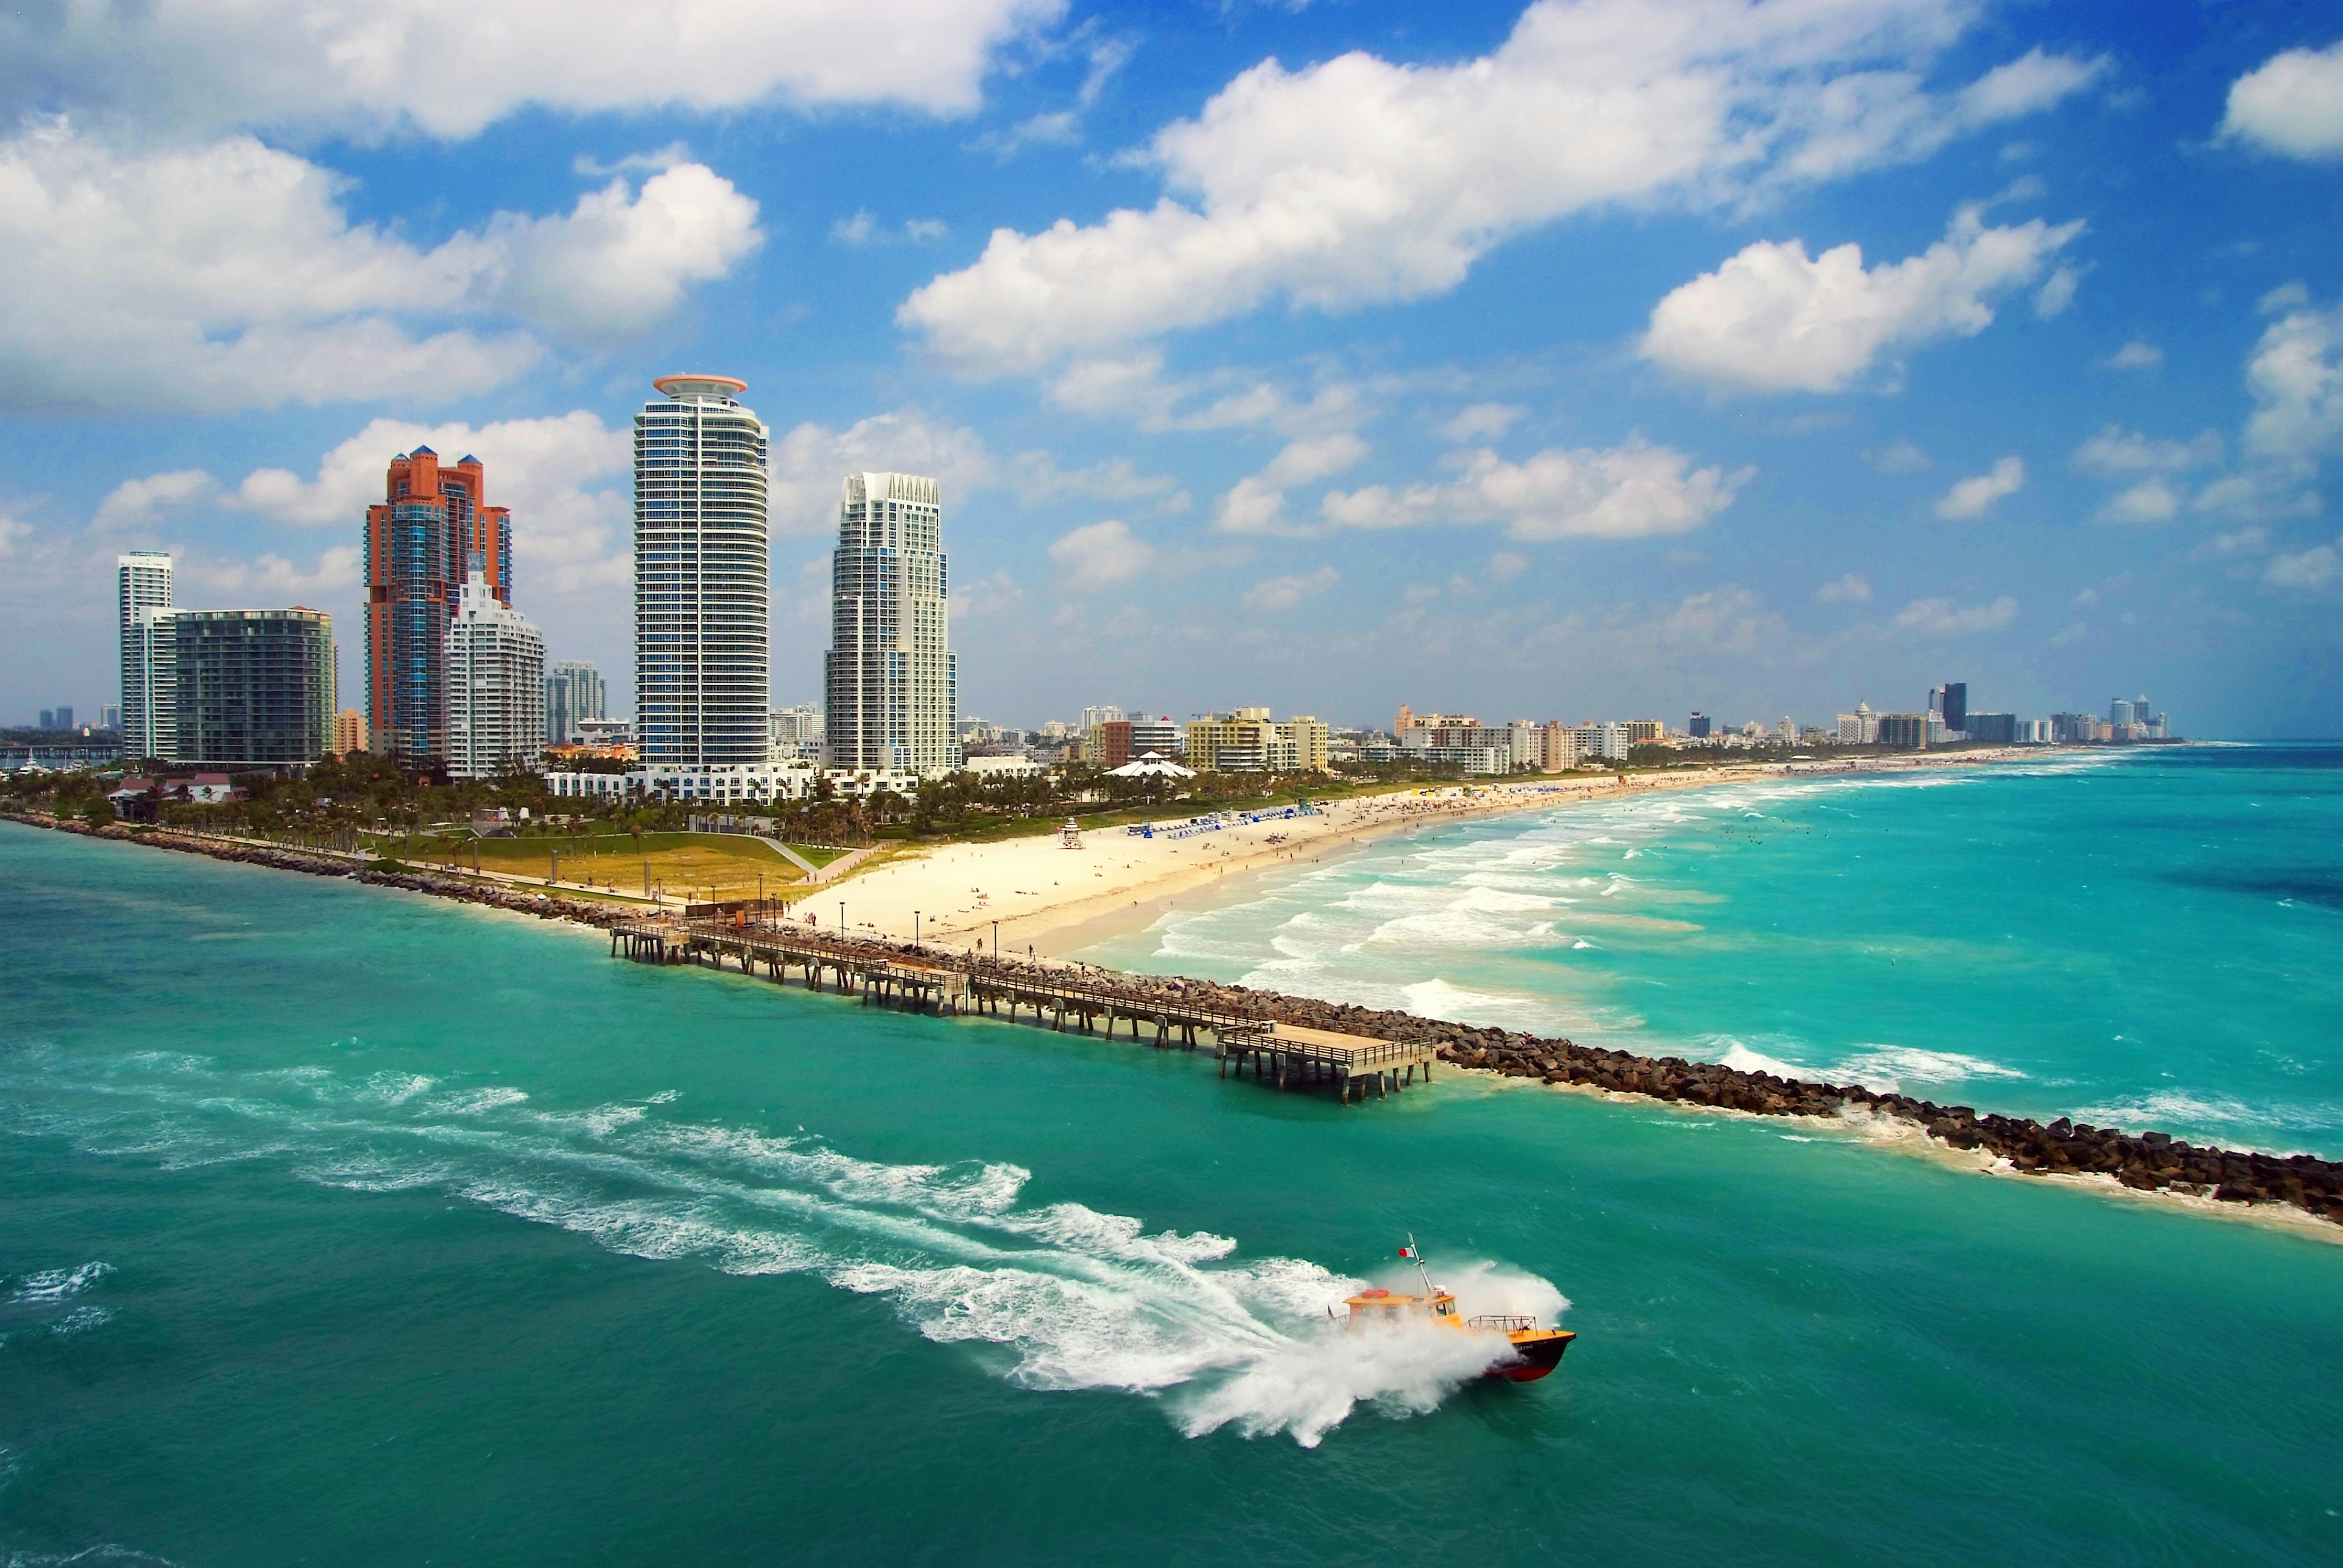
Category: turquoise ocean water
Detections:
[
  {"x1": 1082, "y1": 744, "x2": 2343, "y2": 1156},
  {"x1": 2, "y1": 750, "x2": 2341, "y2": 1566}
]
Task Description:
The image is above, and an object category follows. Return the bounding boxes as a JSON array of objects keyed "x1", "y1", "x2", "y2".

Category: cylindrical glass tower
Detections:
[{"x1": 635, "y1": 375, "x2": 770, "y2": 768}]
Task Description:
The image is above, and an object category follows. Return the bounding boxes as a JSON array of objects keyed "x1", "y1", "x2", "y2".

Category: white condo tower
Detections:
[
  {"x1": 635, "y1": 375, "x2": 771, "y2": 768},
  {"x1": 824, "y1": 472, "x2": 958, "y2": 774},
  {"x1": 447, "y1": 568, "x2": 547, "y2": 779},
  {"x1": 117, "y1": 552, "x2": 174, "y2": 758}
]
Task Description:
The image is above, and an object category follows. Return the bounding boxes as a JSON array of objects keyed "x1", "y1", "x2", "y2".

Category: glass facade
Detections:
[
  {"x1": 635, "y1": 381, "x2": 770, "y2": 768},
  {"x1": 824, "y1": 473, "x2": 957, "y2": 774}
]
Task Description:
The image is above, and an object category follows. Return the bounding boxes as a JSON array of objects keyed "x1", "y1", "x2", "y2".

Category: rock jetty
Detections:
[{"x1": 13, "y1": 811, "x2": 2338, "y2": 1228}]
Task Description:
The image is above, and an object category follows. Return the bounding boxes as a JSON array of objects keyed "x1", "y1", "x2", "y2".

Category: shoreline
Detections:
[
  {"x1": 10, "y1": 780, "x2": 2337, "y2": 1236},
  {"x1": 840, "y1": 747, "x2": 2073, "y2": 958}
]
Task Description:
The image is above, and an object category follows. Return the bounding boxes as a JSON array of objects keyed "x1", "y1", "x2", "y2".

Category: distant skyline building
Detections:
[
  {"x1": 545, "y1": 659, "x2": 606, "y2": 746},
  {"x1": 825, "y1": 470, "x2": 957, "y2": 774},
  {"x1": 1940, "y1": 682, "x2": 1968, "y2": 733},
  {"x1": 636, "y1": 375, "x2": 771, "y2": 768},
  {"x1": 333, "y1": 708, "x2": 369, "y2": 757},
  {"x1": 364, "y1": 448, "x2": 511, "y2": 761},
  {"x1": 1688, "y1": 712, "x2": 1711, "y2": 739},
  {"x1": 118, "y1": 551, "x2": 174, "y2": 757},
  {"x1": 447, "y1": 569, "x2": 546, "y2": 780}
]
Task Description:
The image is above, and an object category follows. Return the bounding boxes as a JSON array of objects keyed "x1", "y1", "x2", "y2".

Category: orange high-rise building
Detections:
[{"x1": 362, "y1": 447, "x2": 511, "y2": 760}]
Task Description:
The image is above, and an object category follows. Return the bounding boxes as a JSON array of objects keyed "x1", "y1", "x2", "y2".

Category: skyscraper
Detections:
[
  {"x1": 447, "y1": 570, "x2": 547, "y2": 779},
  {"x1": 825, "y1": 471, "x2": 957, "y2": 774},
  {"x1": 635, "y1": 375, "x2": 770, "y2": 768},
  {"x1": 364, "y1": 449, "x2": 511, "y2": 760},
  {"x1": 1941, "y1": 682, "x2": 1968, "y2": 733},
  {"x1": 545, "y1": 660, "x2": 606, "y2": 745},
  {"x1": 118, "y1": 551, "x2": 173, "y2": 757}
]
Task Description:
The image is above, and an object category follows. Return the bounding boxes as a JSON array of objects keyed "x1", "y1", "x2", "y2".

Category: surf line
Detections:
[{"x1": 12, "y1": 809, "x2": 2341, "y2": 1228}]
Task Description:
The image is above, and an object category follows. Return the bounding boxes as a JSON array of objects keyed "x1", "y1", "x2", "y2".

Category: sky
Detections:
[{"x1": 2, "y1": 0, "x2": 2340, "y2": 738}]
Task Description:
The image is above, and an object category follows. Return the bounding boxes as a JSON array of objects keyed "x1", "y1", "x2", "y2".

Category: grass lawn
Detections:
[{"x1": 393, "y1": 830, "x2": 815, "y2": 903}]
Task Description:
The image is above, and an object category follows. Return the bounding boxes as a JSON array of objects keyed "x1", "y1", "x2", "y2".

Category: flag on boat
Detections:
[{"x1": 1398, "y1": 1246, "x2": 1416, "y2": 1259}]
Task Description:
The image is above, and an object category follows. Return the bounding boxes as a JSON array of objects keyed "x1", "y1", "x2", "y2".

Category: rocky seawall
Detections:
[{"x1": 13, "y1": 811, "x2": 2338, "y2": 1228}]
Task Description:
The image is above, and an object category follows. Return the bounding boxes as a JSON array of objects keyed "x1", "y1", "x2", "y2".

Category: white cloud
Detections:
[
  {"x1": 1242, "y1": 566, "x2": 1338, "y2": 611},
  {"x1": 485, "y1": 164, "x2": 761, "y2": 340},
  {"x1": 2033, "y1": 263, "x2": 2080, "y2": 318},
  {"x1": 2071, "y1": 425, "x2": 2223, "y2": 475},
  {"x1": 1486, "y1": 550, "x2": 1531, "y2": 583},
  {"x1": 185, "y1": 544, "x2": 363, "y2": 602},
  {"x1": 232, "y1": 411, "x2": 632, "y2": 597},
  {"x1": 1894, "y1": 594, "x2": 2017, "y2": 634},
  {"x1": 94, "y1": 470, "x2": 218, "y2": 533},
  {"x1": 1012, "y1": 453, "x2": 1183, "y2": 506},
  {"x1": 2243, "y1": 292, "x2": 2343, "y2": 460},
  {"x1": 1866, "y1": 438, "x2": 1931, "y2": 473},
  {"x1": 2100, "y1": 339, "x2": 2162, "y2": 370},
  {"x1": 1815, "y1": 572, "x2": 1871, "y2": 603},
  {"x1": 1212, "y1": 434, "x2": 1370, "y2": 535},
  {"x1": 1439, "y1": 403, "x2": 1526, "y2": 442},
  {"x1": 5, "y1": 0, "x2": 1063, "y2": 141},
  {"x1": 2263, "y1": 541, "x2": 2341, "y2": 590},
  {"x1": 1933, "y1": 455, "x2": 2024, "y2": 519},
  {"x1": 2220, "y1": 41, "x2": 2343, "y2": 162},
  {"x1": 0, "y1": 124, "x2": 757, "y2": 411},
  {"x1": 1640, "y1": 205, "x2": 2081, "y2": 394},
  {"x1": 899, "y1": 2, "x2": 2103, "y2": 375},
  {"x1": 832, "y1": 209, "x2": 951, "y2": 246},
  {"x1": 0, "y1": 515, "x2": 27, "y2": 557},
  {"x1": 2096, "y1": 479, "x2": 2179, "y2": 525},
  {"x1": 1048, "y1": 520, "x2": 1157, "y2": 589},
  {"x1": 767, "y1": 409, "x2": 999, "y2": 536},
  {"x1": 1320, "y1": 439, "x2": 1746, "y2": 541},
  {"x1": 2191, "y1": 525, "x2": 2267, "y2": 561}
]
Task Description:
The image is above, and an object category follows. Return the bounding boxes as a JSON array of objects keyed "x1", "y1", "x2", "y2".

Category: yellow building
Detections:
[
  {"x1": 1625, "y1": 719, "x2": 1666, "y2": 743},
  {"x1": 1183, "y1": 709, "x2": 1328, "y2": 774},
  {"x1": 331, "y1": 707, "x2": 369, "y2": 758}
]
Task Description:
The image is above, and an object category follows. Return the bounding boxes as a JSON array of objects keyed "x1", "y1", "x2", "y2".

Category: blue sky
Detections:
[{"x1": 3, "y1": 0, "x2": 2340, "y2": 736}]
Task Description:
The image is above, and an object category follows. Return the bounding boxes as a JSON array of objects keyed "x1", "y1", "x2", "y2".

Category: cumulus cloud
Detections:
[
  {"x1": 231, "y1": 412, "x2": 632, "y2": 595},
  {"x1": 1894, "y1": 594, "x2": 2017, "y2": 633},
  {"x1": 1640, "y1": 205, "x2": 2082, "y2": 394},
  {"x1": 484, "y1": 164, "x2": 761, "y2": 341},
  {"x1": 1815, "y1": 572, "x2": 1871, "y2": 603},
  {"x1": 2242, "y1": 291, "x2": 2343, "y2": 460},
  {"x1": 2071, "y1": 425, "x2": 2223, "y2": 475},
  {"x1": 2100, "y1": 339, "x2": 2162, "y2": 371},
  {"x1": 1048, "y1": 519, "x2": 1157, "y2": 589},
  {"x1": 184, "y1": 544, "x2": 364, "y2": 602},
  {"x1": 94, "y1": 470, "x2": 218, "y2": 533},
  {"x1": 1213, "y1": 434, "x2": 1370, "y2": 534},
  {"x1": 899, "y1": 1, "x2": 2103, "y2": 374},
  {"x1": 2096, "y1": 480, "x2": 2180, "y2": 525},
  {"x1": 1, "y1": 0, "x2": 1062, "y2": 140},
  {"x1": 2263, "y1": 541, "x2": 2341, "y2": 590},
  {"x1": 1242, "y1": 566, "x2": 1338, "y2": 611},
  {"x1": 1439, "y1": 403, "x2": 1526, "y2": 442},
  {"x1": 1012, "y1": 453, "x2": 1184, "y2": 506},
  {"x1": 1321, "y1": 439, "x2": 1746, "y2": 541},
  {"x1": 2220, "y1": 41, "x2": 2343, "y2": 162},
  {"x1": 767, "y1": 408, "x2": 999, "y2": 536},
  {"x1": 0, "y1": 124, "x2": 758, "y2": 411},
  {"x1": 1933, "y1": 455, "x2": 2024, "y2": 519}
]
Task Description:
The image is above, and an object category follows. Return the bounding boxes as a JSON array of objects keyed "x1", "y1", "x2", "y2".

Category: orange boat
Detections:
[{"x1": 1341, "y1": 1238, "x2": 1575, "y2": 1383}]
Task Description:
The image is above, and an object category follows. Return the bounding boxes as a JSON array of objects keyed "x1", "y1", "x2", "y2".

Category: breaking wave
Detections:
[{"x1": 0, "y1": 1050, "x2": 1565, "y2": 1448}]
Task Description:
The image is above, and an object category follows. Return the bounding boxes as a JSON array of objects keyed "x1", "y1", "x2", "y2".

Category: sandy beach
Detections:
[{"x1": 805, "y1": 749, "x2": 2051, "y2": 958}]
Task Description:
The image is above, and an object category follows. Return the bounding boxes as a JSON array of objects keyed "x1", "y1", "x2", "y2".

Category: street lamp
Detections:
[
  {"x1": 914, "y1": 910, "x2": 921, "y2": 948},
  {"x1": 992, "y1": 919, "x2": 999, "y2": 965}
]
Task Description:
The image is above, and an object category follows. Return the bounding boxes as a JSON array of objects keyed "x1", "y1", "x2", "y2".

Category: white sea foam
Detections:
[
  {"x1": 0, "y1": 1050, "x2": 1570, "y2": 1448},
  {"x1": 48, "y1": 1305, "x2": 114, "y2": 1336},
  {"x1": 10, "y1": 1261, "x2": 113, "y2": 1303},
  {"x1": 1829, "y1": 1045, "x2": 2027, "y2": 1093}
]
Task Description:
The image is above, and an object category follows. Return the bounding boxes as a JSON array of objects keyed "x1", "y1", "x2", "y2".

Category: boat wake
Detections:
[{"x1": 1, "y1": 1046, "x2": 1566, "y2": 1447}]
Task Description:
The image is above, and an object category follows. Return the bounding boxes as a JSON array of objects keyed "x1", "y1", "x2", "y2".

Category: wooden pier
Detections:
[{"x1": 610, "y1": 908, "x2": 1434, "y2": 1104}]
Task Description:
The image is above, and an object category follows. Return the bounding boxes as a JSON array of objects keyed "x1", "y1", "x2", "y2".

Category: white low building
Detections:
[
  {"x1": 961, "y1": 754, "x2": 1045, "y2": 778},
  {"x1": 544, "y1": 761, "x2": 818, "y2": 804}
]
